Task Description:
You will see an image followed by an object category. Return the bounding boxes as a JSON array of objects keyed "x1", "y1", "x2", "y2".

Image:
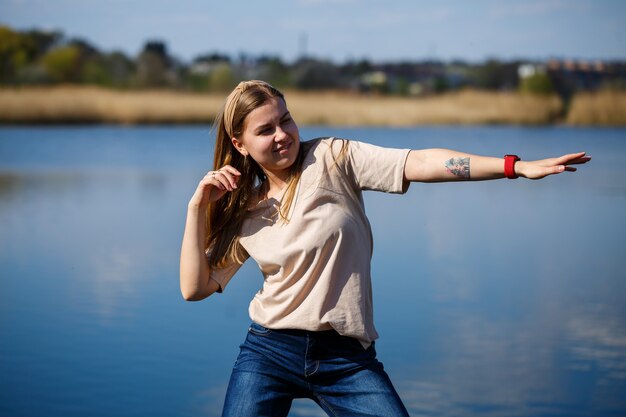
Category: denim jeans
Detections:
[{"x1": 221, "y1": 322, "x2": 410, "y2": 417}]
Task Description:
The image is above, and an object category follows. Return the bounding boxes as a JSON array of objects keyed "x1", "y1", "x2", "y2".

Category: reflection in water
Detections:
[
  {"x1": 0, "y1": 169, "x2": 174, "y2": 322},
  {"x1": 86, "y1": 248, "x2": 140, "y2": 323},
  {"x1": 567, "y1": 306, "x2": 626, "y2": 382},
  {"x1": 0, "y1": 126, "x2": 625, "y2": 417},
  {"x1": 0, "y1": 171, "x2": 87, "y2": 200},
  {"x1": 394, "y1": 306, "x2": 626, "y2": 416}
]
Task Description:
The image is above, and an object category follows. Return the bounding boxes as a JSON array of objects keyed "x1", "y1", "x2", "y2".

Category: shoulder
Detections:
[
  {"x1": 301, "y1": 137, "x2": 332, "y2": 153},
  {"x1": 303, "y1": 137, "x2": 350, "y2": 161}
]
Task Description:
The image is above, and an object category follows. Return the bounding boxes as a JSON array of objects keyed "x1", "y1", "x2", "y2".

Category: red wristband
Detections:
[{"x1": 504, "y1": 155, "x2": 520, "y2": 179}]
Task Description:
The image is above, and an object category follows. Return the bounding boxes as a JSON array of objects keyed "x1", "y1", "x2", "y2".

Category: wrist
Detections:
[
  {"x1": 187, "y1": 200, "x2": 208, "y2": 213},
  {"x1": 514, "y1": 161, "x2": 528, "y2": 178},
  {"x1": 504, "y1": 154, "x2": 520, "y2": 179}
]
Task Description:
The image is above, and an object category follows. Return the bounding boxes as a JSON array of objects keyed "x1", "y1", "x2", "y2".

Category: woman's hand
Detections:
[
  {"x1": 517, "y1": 152, "x2": 592, "y2": 180},
  {"x1": 188, "y1": 165, "x2": 241, "y2": 209}
]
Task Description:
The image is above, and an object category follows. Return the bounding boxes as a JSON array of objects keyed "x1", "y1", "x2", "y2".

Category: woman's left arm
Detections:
[{"x1": 404, "y1": 149, "x2": 591, "y2": 183}]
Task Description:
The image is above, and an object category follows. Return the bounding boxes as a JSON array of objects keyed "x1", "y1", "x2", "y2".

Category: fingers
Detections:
[
  {"x1": 552, "y1": 153, "x2": 590, "y2": 176},
  {"x1": 541, "y1": 164, "x2": 565, "y2": 178},
  {"x1": 189, "y1": 165, "x2": 243, "y2": 208},
  {"x1": 215, "y1": 166, "x2": 241, "y2": 190},
  {"x1": 569, "y1": 155, "x2": 592, "y2": 165},
  {"x1": 219, "y1": 165, "x2": 242, "y2": 178},
  {"x1": 204, "y1": 165, "x2": 241, "y2": 192},
  {"x1": 532, "y1": 153, "x2": 590, "y2": 173},
  {"x1": 517, "y1": 152, "x2": 590, "y2": 180},
  {"x1": 555, "y1": 152, "x2": 591, "y2": 166}
]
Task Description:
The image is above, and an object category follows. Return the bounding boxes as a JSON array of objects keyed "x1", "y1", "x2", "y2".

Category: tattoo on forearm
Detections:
[{"x1": 444, "y1": 157, "x2": 470, "y2": 179}]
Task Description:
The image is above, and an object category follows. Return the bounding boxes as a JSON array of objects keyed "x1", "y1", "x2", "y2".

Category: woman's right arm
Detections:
[
  {"x1": 179, "y1": 166, "x2": 241, "y2": 301},
  {"x1": 180, "y1": 204, "x2": 218, "y2": 301}
]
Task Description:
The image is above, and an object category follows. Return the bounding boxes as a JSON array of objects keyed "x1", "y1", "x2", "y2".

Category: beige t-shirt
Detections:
[{"x1": 209, "y1": 138, "x2": 411, "y2": 348}]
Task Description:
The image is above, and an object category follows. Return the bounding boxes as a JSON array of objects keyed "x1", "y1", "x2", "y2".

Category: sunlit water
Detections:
[{"x1": 1, "y1": 125, "x2": 624, "y2": 417}]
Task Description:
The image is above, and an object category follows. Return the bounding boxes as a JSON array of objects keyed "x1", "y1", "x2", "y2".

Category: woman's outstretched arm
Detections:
[{"x1": 404, "y1": 149, "x2": 591, "y2": 183}]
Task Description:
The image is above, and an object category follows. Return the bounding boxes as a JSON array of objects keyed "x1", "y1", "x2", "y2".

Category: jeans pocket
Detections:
[{"x1": 248, "y1": 322, "x2": 272, "y2": 336}]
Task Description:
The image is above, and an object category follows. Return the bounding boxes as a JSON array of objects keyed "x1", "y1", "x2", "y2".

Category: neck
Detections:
[
  {"x1": 263, "y1": 169, "x2": 291, "y2": 199},
  {"x1": 266, "y1": 172, "x2": 289, "y2": 193}
]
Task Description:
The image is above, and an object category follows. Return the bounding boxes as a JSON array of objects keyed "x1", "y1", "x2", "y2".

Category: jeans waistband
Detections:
[{"x1": 250, "y1": 322, "x2": 342, "y2": 338}]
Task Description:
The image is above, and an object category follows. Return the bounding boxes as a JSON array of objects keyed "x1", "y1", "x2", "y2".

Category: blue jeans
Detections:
[{"x1": 221, "y1": 323, "x2": 410, "y2": 417}]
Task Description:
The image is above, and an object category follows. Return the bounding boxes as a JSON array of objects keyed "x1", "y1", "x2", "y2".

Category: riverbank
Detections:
[{"x1": 1, "y1": 86, "x2": 624, "y2": 126}]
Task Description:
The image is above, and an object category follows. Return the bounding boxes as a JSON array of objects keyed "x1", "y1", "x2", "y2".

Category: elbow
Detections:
[
  {"x1": 403, "y1": 150, "x2": 430, "y2": 183},
  {"x1": 181, "y1": 289, "x2": 200, "y2": 301},
  {"x1": 180, "y1": 285, "x2": 196, "y2": 301},
  {"x1": 181, "y1": 288, "x2": 210, "y2": 302},
  {"x1": 180, "y1": 287, "x2": 210, "y2": 301},
  {"x1": 180, "y1": 279, "x2": 219, "y2": 301}
]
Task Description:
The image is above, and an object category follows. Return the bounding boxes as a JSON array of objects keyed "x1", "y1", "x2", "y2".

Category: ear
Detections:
[{"x1": 231, "y1": 137, "x2": 248, "y2": 157}]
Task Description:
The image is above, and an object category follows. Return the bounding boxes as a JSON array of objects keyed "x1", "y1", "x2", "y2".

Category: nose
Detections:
[{"x1": 274, "y1": 125, "x2": 288, "y2": 142}]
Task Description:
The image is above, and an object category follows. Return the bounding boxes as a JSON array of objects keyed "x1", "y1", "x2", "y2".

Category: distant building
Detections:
[
  {"x1": 518, "y1": 63, "x2": 546, "y2": 79},
  {"x1": 544, "y1": 59, "x2": 614, "y2": 98},
  {"x1": 189, "y1": 53, "x2": 231, "y2": 75}
]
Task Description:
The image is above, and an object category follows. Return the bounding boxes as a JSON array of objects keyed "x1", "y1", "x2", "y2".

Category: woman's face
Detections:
[{"x1": 233, "y1": 97, "x2": 300, "y2": 181}]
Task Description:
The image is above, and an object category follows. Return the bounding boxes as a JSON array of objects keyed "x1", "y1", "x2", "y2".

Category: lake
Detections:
[{"x1": 0, "y1": 125, "x2": 625, "y2": 417}]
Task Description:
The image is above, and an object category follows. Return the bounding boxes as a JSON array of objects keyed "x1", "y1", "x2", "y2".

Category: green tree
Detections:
[
  {"x1": 208, "y1": 63, "x2": 236, "y2": 92},
  {"x1": 184, "y1": 72, "x2": 210, "y2": 91},
  {"x1": 0, "y1": 26, "x2": 62, "y2": 84},
  {"x1": 136, "y1": 51, "x2": 168, "y2": 86},
  {"x1": 433, "y1": 75, "x2": 449, "y2": 93},
  {"x1": 0, "y1": 26, "x2": 33, "y2": 82},
  {"x1": 293, "y1": 59, "x2": 341, "y2": 90},
  {"x1": 102, "y1": 52, "x2": 134, "y2": 87},
  {"x1": 81, "y1": 59, "x2": 111, "y2": 85},
  {"x1": 393, "y1": 77, "x2": 410, "y2": 96},
  {"x1": 472, "y1": 59, "x2": 519, "y2": 90},
  {"x1": 42, "y1": 45, "x2": 81, "y2": 82},
  {"x1": 519, "y1": 73, "x2": 554, "y2": 95},
  {"x1": 24, "y1": 29, "x2": 61, "y2": 57},
  {"x1": 259, "y1": 56, "x2": 292, "y2": 88}
]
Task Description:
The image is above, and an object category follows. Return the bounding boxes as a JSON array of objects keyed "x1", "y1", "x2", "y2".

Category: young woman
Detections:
[{"x1": 180, "y1": 80, "x2": 590, "y2": 416}]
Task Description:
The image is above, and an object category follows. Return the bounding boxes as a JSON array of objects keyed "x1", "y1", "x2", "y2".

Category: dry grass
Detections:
[
  {"x1": 286, "y1": 89, "x2": 563, "y2": 126},
  {"x1": 566, "y1": 90, "x2": 626, "y2": 126},
  {"x1": 0, "y1": 86, "x2": 567, "y2": 126},
  {"x1": 0, "y1": 86, "x2": 223, "y2": 124}
]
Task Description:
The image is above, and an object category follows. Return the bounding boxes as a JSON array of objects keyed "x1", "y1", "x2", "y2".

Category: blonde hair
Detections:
[{"x1": 207, "y1": 80, "x2": 307, "y2": 268}]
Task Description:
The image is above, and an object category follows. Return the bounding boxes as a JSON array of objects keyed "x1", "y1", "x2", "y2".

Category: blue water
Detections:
[{"x1": 1, "y1": 125, "x2": 625, "y2": 417}]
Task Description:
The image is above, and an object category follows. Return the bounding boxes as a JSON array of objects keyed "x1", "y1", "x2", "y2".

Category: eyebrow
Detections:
[{"x1": 253, "y1": 111, "x2": 291, "y2": 133}]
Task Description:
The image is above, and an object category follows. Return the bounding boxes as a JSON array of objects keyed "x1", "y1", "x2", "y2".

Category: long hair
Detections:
[{"x1": 207, "y1": 80, "x2": 307, "y2": 268}]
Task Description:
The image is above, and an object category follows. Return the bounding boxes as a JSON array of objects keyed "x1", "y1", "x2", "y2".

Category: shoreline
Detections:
[{"x1": 1, "y1": 86, "x2": 624, "y2": 127}]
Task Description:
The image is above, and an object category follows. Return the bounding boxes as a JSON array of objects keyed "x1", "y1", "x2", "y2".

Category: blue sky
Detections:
[{"x1": 1, "y1": 0, "x2": 625, "y2": 63}]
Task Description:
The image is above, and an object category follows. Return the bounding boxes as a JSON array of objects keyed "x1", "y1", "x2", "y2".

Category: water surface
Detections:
[{"x1": 1, "y1": 125, "x2": 624, "y2": 416}]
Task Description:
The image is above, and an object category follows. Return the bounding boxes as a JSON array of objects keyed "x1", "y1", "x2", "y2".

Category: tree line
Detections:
[{"x1": 1, "y1": 25, "x2": 624, "y2": 99}]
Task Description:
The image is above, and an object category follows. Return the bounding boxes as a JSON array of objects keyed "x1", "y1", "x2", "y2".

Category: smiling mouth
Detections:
[{"x1": 274, "y1": 142, "x2": 291, "y2": 153}]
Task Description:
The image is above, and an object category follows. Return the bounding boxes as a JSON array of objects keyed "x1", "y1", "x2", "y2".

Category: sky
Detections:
[{"x1": 1, "y1": 0, "x2": 625, "y2": 63}]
